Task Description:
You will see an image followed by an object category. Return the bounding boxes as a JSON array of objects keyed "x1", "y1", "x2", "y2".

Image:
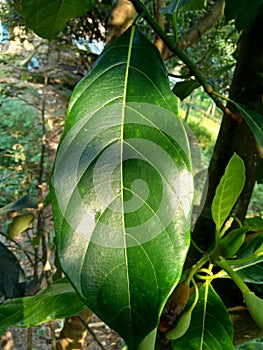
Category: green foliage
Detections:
[
  {"x1": 0, "y1": 96, "x2": 41, "y2": 205},
  {"x1": 21, "y1": 0, "x2": 96, "y2": 40},
  {"x1": 0, "y1": 278, "x2": 86, "y2": 334},
  {"x1": 51, "y1": 27, "x2": 193, "y2": 350}
]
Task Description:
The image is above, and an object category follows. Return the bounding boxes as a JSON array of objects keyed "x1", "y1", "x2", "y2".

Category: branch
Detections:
[
  {"x1": 178, "y1": 0, "x2": 225, "y2": 50},
  {"x1": 131, "y1": 0, "x2": 242, "y2": 123}
]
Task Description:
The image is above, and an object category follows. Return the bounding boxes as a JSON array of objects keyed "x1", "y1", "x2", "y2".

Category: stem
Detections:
[
  {"x1": 138, "y1": 328, "x2": 157, "y2": 350},
  {"x1": 131, "y1": 0, "x2": 242, "y2": 123},
  {"x1": 185, "y1": 255, "x2": 208, "y2": 285},
  {"x1": 216, "y1": 258, "x2": 251, "y2": 295},
  {"x1": 225, "y1": 250, "x2": 263, "y2": 266}
]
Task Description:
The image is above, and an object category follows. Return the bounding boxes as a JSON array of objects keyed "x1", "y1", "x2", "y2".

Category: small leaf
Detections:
[
  {"x1": 21, "y1": 0, "x2": 95, "y2": 40},
  {"x1": 212, "y1": 153, "x2": 246, "y2": 232},
  {"x1": 7, "y1": 214, "x2": 34, "y2": 238},
  {"x1": 0, "y1": 195, "x2": 38, "y2": 215},
  {"x1": 235, "y1": 338, "x2": 263, "y2": 349},
  {"x1": 0, "y1": 278, "x2": 86, "y2": 334},
  {"x1": 219, "y1": 227, "x2": 248, "y2": 258},
  {"x1": 0, "y1": 242, "x2": 27, "y2": 299},
  {"x1": 160, "y1": 0, "x2": 191, "y2": 14},
  {"x1": 171, "y1": 283, "x2": 234, "y2": 349},
  {"x1": 232, "y1": 233, "x2": 263, "y2": 284},
  {"x1": 172, "y1": 80, "x2": 200, "y2": 100},
  {"x1": 244, "y1": 216, "x2": 263, "y2": 232},
  {"x1": 160, "y1": 0, "x2": 204, "y2": 14},
  {"x1": 232, "y1": 102, "x2": 263, "y2": 147}
]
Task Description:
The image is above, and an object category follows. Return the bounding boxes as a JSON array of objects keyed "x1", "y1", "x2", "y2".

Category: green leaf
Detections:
[
  {"x1": 160, "y1": 0, "x2": 204, "y2": 14},
  {"x1": 225, "y1": 0, "x2": 263, "y2": 31},
  {"x1": 0, "y1": 242, "x2": 27, "y2": 299},
  {"x1": 7, "y1": 214, "x2": 34, "y2": 238},
  {"x1": 0, "y1": 278, "x2": 86, "y2": 334},
  {"x1": 235, "y1": 338, "x2": 263, "y2": 349},
  {"x1": 172, "y1": 80, "x2": 200, "y2": 100},
  {"x1": 51, "y1": 27, "x2": 193, "y2": 350},
  {"x1": 21, "y1": 0, "x2": 95, "y2": 40},
  {"x1": 232, "y1": 102, "x2": 263, "y2": 148},
  {"x1": 0, "y1": 195, "x2": 38, "y2": 215},
  {"x1": 233, "y1": 233, "x2": 263, "y2": 284},
  {"x1": 171, "y1": 283, "x2": 234, "y2": 349},
  {"x1": 244, "y1": 216, "x2": 263, "y2": 232},
  {"x1": 212, "y1": 153, "x2": 245, "y2": 232}
]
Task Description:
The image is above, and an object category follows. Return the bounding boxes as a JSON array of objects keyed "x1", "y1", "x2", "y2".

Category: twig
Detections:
[{"x1": 77, "y1": 315, "x2": 106, "y2": 350}]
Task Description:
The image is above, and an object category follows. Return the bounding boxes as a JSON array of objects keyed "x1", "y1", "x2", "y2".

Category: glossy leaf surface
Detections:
[
  {"x1": 212, "y1": 153, "x2": 245, "y2": 232},
  {"x1": 22, "y1": 0, "x2": 95, "y2": 40},
  {"x1": 0, "y1": 278, "x2": 86, "y2": 334},
  {"x1": 51, "y1": 27, "x2": 193, "y2": 350},
  {"x1": 171, "y1": 283, "x2": 234, "y2": 349}
]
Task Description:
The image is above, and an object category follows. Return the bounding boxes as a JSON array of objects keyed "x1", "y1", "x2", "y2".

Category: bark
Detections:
[{"x1": 178, "y1": 0, "x2": 225, "y2": 50}]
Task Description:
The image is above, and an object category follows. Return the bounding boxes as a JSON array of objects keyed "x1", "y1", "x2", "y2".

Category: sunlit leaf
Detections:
[
  {"x1": 7, "y1": 214, "x2": 34, "y2": 238},
  {"x1": 171, "y1": 283, "x2": 234, "y2": 349},
  {"x1": 21, "y1": 0, "x2": 95, "y2": 40},
  {"x1": 51, "y1": 27, "x2": 193, "y2": 350},
  {"x1": 0, "y1": 278, "x2": 86, "y2": 334},
  {"x1": 212, "y1": 153, "x2": 245, "y2": 232}
]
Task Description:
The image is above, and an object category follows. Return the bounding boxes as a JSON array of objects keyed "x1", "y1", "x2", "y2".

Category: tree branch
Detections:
[{"x1": 178, "y1": 0, "x2": 225, "y2": 50}]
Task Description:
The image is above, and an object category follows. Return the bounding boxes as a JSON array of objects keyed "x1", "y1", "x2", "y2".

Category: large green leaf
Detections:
[
  {"x1": 212, "y1": 153, "x2": 245, "y2": 232},
  {"x1": 0, "y1": 278, "x2": 86, "y2": 334},
  {"x1": 21, "y1": 0, "x2": 95, "y2": 40},
  {"x1": 171, "y1": 283, "x2": 234, "y2": 349},
  {"x1": 51, "y1": 27, "x2": 193, "y2": 350},
  {"x1": 232, "y1": 102, "x2": 263, "y2": 148}
]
